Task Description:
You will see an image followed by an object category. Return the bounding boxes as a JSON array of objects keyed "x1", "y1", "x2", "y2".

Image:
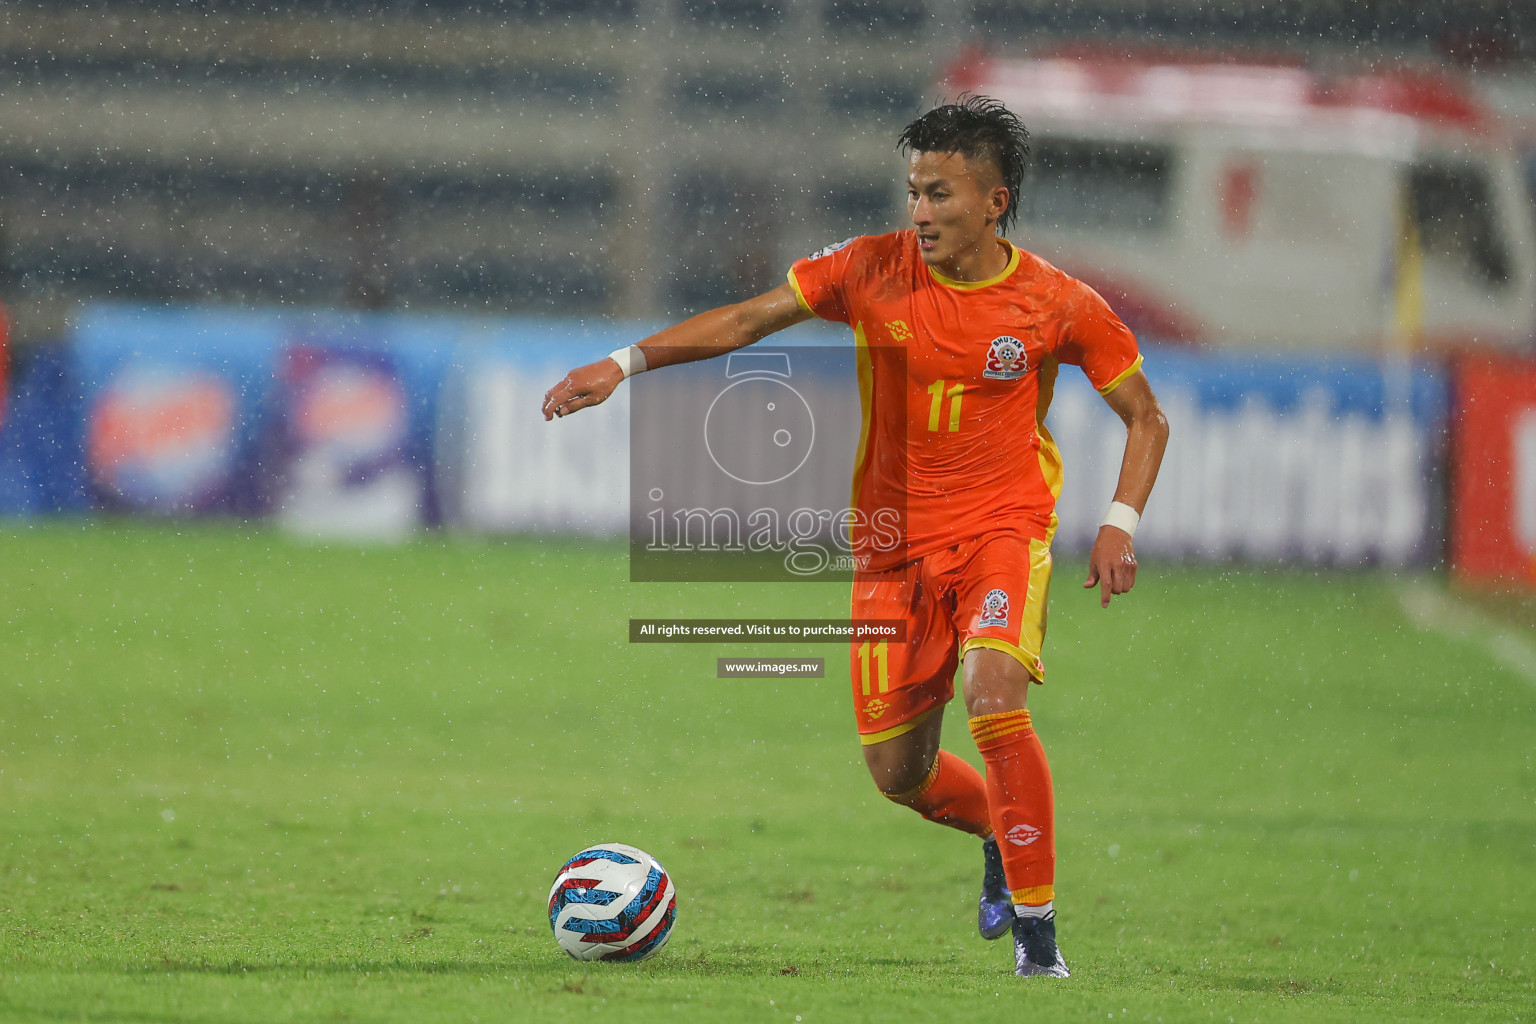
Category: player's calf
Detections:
[{"x1": 879, "y1": 750, "x2": 992, "y2": 837}]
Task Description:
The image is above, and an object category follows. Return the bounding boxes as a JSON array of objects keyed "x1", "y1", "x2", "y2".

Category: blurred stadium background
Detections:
[
  {"x1": 0, "y1": 0, "x2": 1534, "y2": 327},
  {"x1": 3, "y1": 4, "x2": 1535, "y2": 1019},
  {"x1": 2, "y1": 0, "x2": 1534, "y2": 583}
]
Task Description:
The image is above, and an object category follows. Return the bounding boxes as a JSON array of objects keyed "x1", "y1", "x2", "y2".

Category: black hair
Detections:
[{"x1": 898, "y1": 95, "x2": 1030, "y2": 235}]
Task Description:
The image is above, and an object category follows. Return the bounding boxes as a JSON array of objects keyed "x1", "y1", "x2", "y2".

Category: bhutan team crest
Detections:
[
  {"x1": 978, "y1": 588, "x2": 1010, "y2": 628},
  {"x1": 983, "y1": 336, "x2": 1029, "y2": 380}
]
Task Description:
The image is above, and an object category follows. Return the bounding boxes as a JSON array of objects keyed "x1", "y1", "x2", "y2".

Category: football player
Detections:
[{"x1": 544, "y1": 96, "x2": 1168, "y2": 978}]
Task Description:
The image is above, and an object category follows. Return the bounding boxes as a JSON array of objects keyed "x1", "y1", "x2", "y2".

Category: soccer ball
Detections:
[{"x1": 547, "y1": 843, "x2": 677, "y2": 962}]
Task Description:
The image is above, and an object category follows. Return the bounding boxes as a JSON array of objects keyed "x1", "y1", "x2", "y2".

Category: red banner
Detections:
[{"x1": 1451, "y1": 355, "x2": 1536, "y2": 586}]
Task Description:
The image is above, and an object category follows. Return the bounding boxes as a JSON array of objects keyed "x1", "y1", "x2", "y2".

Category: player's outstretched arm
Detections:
[
  {"x1": 1084, "y1": 370, "x2": 1169, "y2": 608},
  {"x1": 541, "y1": 282, "x2": 813, "y2": 421}
]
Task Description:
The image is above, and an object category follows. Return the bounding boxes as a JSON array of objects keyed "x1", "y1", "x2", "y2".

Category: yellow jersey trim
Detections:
[
  {"x1": 961, "y1": 637, "x2": 1046, "y2": 684},
  {"x1": 961, "y1": 535, "x2": 1052, "y2": 686},
  {"x1": 859, "y1": 705, "x2": 938, "y2": 746},
  {"x1": 849, "y1": 322, "x2": 874, "y2": 511},
  {"x1": 1036, "y1": 423, "x2": 1064, "y2": 503},
  {"x1": 926, "y1": 239, "x2": 1021, "y2": 291},
  {"x1": 1020, "y1": 536, "x2": 1053, "y2": 674},
  {"x1": 1035, "y1": 355, "x2": 1064, "y2": 502},
  {"x1": 1097, "y1": 353, "x2": 1144, "y2": 396},
  {"x1": 786, "y1": 268, "x2": 816, "y2": 317}
]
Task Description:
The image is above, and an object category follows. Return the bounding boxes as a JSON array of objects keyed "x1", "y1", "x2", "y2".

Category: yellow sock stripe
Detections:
[
  {"x1": 968, "y1": 709, "x2": 1031, "y2": 730},
  {"x1": 1012, "y1": 884, "x2": 1054, "y2": 905},
  {"x1": 883, "y1": 756, "x2": 941, "y2": 805},
  {"x1": 970, "y1": 709, "x2": 1032, "y2": 733},
  {"x1": 970, "y1": 713, "x2": 1031, "y2": 737},
  {"x1": 969, "y1": 720, "x2": 1033, "y2": 745},
  {"x1": 969, "y1": 709, "x2": 1031, "y2": 727},
  {"x1": 967, "y1": 709, "x2": 1032, "y2": 744}
]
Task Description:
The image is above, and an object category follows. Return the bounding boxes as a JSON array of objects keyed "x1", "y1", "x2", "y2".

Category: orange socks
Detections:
[
  {"x1": 884, "y1": 749, "x2": 993, "y2": 838},
  {"x1": 880, "y1": 710, "x2": 1055, "y2": 908},
  {"x1": 969, "y1": 709, "x2": 1055, "y2": 906}
]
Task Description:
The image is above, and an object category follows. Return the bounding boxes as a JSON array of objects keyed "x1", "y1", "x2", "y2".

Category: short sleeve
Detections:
[
  {"x1": 1053, "y1": 278, "x2": 1143, "y2": 395},
  {"x1": 787, "y1": 237, "x2": 861, "y2": 326}
]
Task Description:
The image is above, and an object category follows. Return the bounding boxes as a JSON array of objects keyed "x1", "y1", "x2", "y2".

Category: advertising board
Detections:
[
  {"x1": 434, "y1": 321, "x2": 643, "y2": 536},
  {"x1": 74, "y1": 308, "x2": 272, "y2": 514},
  {"x1": 1450, "y1": 354, "x2": 1536, "y2": 586},
  {"x1": 71, "y1": 306, "x2": 455, "y2": 525},
  {"x1": 26, "y1": 307, "x2": 1452, "y2": 570},
  {"x1": 1048, "y1": 351, "x2": 1448, "y2": 565}
]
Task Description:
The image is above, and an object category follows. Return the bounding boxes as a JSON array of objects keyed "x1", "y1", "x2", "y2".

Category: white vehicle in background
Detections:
[{"x1": 948, "y1": 55, "x2": 1536, "y2": 353}]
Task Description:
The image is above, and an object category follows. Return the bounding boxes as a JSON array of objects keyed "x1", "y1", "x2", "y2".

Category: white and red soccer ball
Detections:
[{"x1": 548, "y1": 843, "x2": 677, "y2": 961}]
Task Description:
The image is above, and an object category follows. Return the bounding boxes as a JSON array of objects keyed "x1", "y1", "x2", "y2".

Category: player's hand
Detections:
[
  {"x1": 542, "y1": 359, "x2": 624, "y2": 421},
  {"x1": 1083, "y1": 525, "x2": 1137, "y2": 609}
]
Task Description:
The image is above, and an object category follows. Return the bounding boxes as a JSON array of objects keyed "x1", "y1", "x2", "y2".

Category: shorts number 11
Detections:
[{"x1": 856, "y1": 641, "x2": 889, "y2": 695}]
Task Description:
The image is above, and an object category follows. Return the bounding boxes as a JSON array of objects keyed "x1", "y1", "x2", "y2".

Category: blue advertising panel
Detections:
[
  {"x1": 432, "y1": 319, "x2": 842, "y2": 537},
  {"x1": 74, "y1": 307, "x2": 284, "y2": 515},
  {"x1": 0, "y1": 344, "x2": 87, "y2": 516},
  {"x1": 67, "y1": 305, "x2": 658, "y2": 532},
  {"x1": 1046, "y1": 347, "x2": 1450, "y2": 565},
  {"x1": 270, "y1": 345, "x2": 421, "y2": 539},
  {"x1": 71, "y1": 306, "x2": 475, "y2": 524},
  {"x1": 11, "y1": 306, "x2": 1450, "y2": 567}
]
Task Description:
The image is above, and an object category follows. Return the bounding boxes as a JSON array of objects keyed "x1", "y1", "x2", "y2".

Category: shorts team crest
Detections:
[{"x1": 979, "y1": 588, "x2": 1011, "y2": 628}]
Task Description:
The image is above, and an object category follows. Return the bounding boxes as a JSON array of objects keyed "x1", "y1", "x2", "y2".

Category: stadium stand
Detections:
[{"x1": 0, "y1": 0, "x2": 1529, "y2": 339}]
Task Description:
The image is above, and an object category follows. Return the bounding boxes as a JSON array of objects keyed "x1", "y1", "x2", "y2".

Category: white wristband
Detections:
[
  {"x1": 607, "y1": 345, "x2": 648, "y2": 379},
  {"x1": 1100, "y1": 501, "x2": 1140, "y2": 538}
]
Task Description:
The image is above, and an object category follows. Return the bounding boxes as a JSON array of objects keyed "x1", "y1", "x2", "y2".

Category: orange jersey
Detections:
[{"x1": 788, "y1": 230, "x2": 1142, "y2": 571}]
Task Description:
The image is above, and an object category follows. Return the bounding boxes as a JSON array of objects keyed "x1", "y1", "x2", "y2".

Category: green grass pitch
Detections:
[{"x1": 1, "y1": 522, "x2": 1532, "y2": 1022}]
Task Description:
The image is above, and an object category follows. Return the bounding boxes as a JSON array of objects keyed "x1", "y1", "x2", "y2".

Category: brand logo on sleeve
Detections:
[
  {"x1": 983, "y1": 336, "x2": 1029, "y2": 380},
  {"x1": 978, "y1": 588, "x2": 1011, "y2": 628},
  {"x1": 807, "y1": 238, "x2": 854, "y2": 261}
]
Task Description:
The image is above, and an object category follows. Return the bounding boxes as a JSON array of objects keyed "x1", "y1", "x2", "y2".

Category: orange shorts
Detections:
[{"x1": 848, "y1": 529, "x2": 1054, "y2": 745}]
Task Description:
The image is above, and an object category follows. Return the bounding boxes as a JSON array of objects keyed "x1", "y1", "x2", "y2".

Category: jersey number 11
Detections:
[{"x1": 926, "y1": 380, "x2": 965, "y2": 432}]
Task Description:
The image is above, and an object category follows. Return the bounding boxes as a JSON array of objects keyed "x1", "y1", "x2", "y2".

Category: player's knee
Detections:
[
  {"x1": 962, "y1": 687, "x2": 1015, "y2": 719},
  {"x1": 876, "y1": 768, "x2": 932, "y2": 804},
  {"x1": 962, "y1": 649, "x2": 1031, "y2": 718},
  {"x1": 865, "y1": 749, "x2": 934, "y2": 800}
]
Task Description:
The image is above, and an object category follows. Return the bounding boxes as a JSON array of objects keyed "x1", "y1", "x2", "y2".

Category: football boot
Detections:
[
  {"x1": 977, "y1": 836, "x2": 1012, "y2": 940},
  {"x1": 1012, "y1": 910, "x2": 1070, "y2": 978}
]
